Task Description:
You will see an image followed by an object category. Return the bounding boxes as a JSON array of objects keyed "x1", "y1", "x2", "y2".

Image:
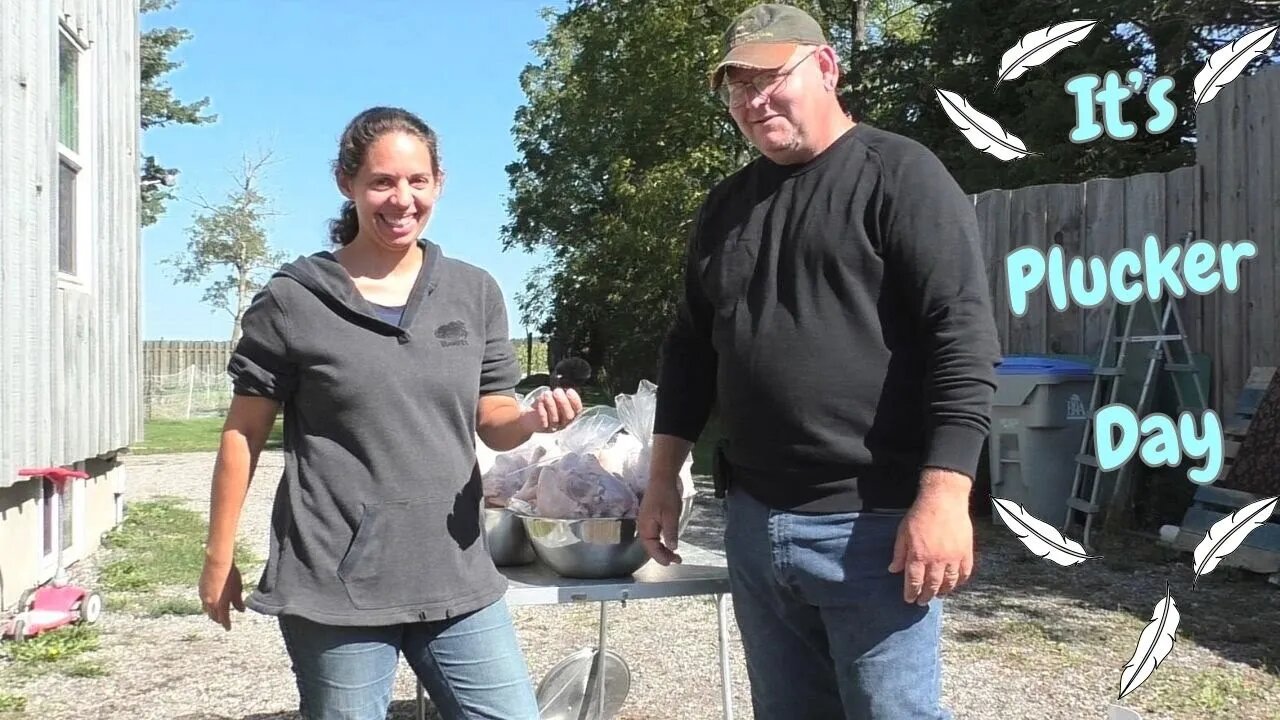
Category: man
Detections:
[{"x1": 637, "y1": 4, "x2": 1001, "y2": 720}]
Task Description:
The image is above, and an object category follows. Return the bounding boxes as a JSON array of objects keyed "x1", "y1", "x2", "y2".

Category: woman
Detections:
[{"x1": 197, "y1": 106, "x2": 578, "y2": 720}]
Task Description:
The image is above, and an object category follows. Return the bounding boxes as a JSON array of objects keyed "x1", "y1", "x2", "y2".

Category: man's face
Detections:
[{"x1": 724, "y1": 46, "x2": 826, "y2": 161}]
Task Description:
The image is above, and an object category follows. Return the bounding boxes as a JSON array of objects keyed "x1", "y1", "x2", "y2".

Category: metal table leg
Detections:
[
  {"x1": 582, "y1": 601, "x2": 609, "y2": 717},
  {"x1": 716, "y1": 593, "x2": 733, "y2": 720},
  {"x1": 414, "y1": 589, "x2": 730, "y2": 720}
]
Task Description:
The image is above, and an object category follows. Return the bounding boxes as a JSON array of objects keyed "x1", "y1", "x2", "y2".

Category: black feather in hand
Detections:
[{"x1": 552, "y1": 357, "x2": 592, "y2": 391}]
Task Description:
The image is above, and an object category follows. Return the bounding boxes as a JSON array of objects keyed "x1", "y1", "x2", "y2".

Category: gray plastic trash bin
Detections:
[{"x1": 988, "y1": 356, "x2": 1095, "y2": 527}]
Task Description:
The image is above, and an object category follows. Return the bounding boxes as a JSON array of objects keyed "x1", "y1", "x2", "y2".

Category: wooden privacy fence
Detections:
[
  {"x1": 966, "y1": 66, "x2": 1278, "y2": 416},
  {"x1": 969, "y1": 166, "x2": 1202, "y2": 364},
  {"x1": 144, "y1": 340, "x2": 233, "y2": 379}
]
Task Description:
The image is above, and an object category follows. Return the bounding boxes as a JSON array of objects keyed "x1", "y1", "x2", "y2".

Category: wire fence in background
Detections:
[
  {"x1": 142, "y1": 340, "x2": 551, "y2": 420},
  {"x1": 143, "y1": 365, "x2": 235, "y2": 420}
]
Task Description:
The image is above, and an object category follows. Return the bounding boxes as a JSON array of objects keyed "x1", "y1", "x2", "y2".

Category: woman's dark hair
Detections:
[{"x1": 328, "y1": 106, "x2": 442, "y2": 246}]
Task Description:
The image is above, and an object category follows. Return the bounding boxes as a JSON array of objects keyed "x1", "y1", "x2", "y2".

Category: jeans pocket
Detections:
[{"x1": 336, "y1": 496, "x2": 487, "y2": 610}]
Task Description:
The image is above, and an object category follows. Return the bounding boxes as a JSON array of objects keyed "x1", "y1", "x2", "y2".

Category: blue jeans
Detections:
[
  {"x1": 724, "y1": 486, "x2": 952, "y2": 720},
  {"x1": 278, "y1": 597, "x2": 539, "y2": 720}
]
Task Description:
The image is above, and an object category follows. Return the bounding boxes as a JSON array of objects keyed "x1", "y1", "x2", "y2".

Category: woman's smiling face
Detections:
[{"x1": 340, "y1": 131, "x2": 443, "y2": 251}]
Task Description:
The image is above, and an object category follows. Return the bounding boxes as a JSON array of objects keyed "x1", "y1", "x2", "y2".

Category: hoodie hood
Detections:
[{"x1": 272, "y1": 238, "x2": 442, "y2": 341}]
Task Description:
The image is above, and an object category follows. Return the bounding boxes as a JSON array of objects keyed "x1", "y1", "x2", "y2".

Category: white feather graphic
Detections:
[
  {"x1": 997, "y1": 20, "x2": 1098, "y2": 84},
  {"x1": 1118, "y1": 582, "x2": 1180, "y2": 701},
  {"x1": 991, "y1": 497, "x2": 1099, "y2": 566},
  {"x1": 1190, "y1": 494, "x2": 1279, "y2": 587},
  {"x1": 935, "y1": 89, "x2": 1035, "y2": 161},
  {"x1": 1192, "y1": 24, "x2": 1279, "y2": 108}
]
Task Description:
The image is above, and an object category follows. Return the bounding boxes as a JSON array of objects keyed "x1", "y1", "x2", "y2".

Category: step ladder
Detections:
[{"x1": 1063, "y1": 231, "x2": 1210, "y2": 551}]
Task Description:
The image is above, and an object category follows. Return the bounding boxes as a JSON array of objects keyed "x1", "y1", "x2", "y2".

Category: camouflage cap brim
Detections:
[{"x1": 708, "y1": 41, "x2": 799, "y2": 90}]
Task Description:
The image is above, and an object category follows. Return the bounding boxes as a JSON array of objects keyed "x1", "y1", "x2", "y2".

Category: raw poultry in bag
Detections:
[
  {"x1": 532, "y1": 450, "x2": 639, "y2": 519},
  {"x1": 504, "y1": 405, "x2": 646, "y2": 519},
  {"x1": 482, "y1": 440, "x2": 557, "y2": 508},
  {"x1": 530, "y1": 405, "x2": 636, "y2": 518},
  {"x1": 478, "y1": 387, "x2": 559, "y2": 508}
]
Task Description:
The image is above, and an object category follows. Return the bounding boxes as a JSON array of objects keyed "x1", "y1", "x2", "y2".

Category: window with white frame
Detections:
[
  {"x1": 57, "y1": 24, "x2": 90, "y2": 282},
  {"x1": 38, "y1": 471, "x2": 82, "y2": 573}
]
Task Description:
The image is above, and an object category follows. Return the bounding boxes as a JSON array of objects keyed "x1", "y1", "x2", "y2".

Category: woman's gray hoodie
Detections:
[{"x1": 228, "y1": 238, "x2": 521, "y2": 626}]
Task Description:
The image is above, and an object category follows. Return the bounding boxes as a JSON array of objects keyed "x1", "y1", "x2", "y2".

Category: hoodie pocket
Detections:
[{"x1": 336, "y1": 496, "x2": 489, "y2": 611}]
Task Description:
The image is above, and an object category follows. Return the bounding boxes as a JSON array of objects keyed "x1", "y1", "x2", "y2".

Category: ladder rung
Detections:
[
  {"x1": 999, "y1": 456, "x2": 1021, "y2": 464},
  {"x1": 1067, "y1": 498, "x2": 1101, "y2": 514},
  {"x1": 1093, "y1": 367, "x2": 1124, "y2": 376},
  {"x1": 1116, "y1": 334, "x2": 1184, "y2": 342},
  {"x1": 1075, "y1": 453, "x2": 1099, "y2": 467},
  {"x1": 1163, "y1": 363, "x2": 1196, "y2": 372}
]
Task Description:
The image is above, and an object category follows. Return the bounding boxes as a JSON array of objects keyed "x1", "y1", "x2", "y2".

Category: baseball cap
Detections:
[{"x1": 709, "y1": 4, "x2": 829, "y2": 90}]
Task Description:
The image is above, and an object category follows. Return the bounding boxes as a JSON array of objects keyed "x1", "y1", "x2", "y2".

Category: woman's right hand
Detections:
[{"x1": 199, "y1": 558, "x2": 245, "y2": 630}]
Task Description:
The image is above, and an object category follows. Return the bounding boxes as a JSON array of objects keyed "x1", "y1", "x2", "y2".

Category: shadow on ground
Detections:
[
  {"x1": 682, "y1": 472, "x2": 1278, "y2": 678},
  {"x1": 960, "y1": 517, "x2": 1280, "y2": 677}
]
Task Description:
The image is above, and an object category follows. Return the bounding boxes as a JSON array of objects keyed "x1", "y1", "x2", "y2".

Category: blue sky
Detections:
[{"x1": 141, "y1": 0, "x2": 564, "y2": 341}]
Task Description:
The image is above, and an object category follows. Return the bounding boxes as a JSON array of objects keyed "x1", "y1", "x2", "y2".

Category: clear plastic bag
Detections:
[
  {"x1": 555, "y1": 405, "x2": 623, "y2": 455},
  {"x1": 482, "y1": 440, "x2": 555, "y2": 508},
  {"x1": 613, "y1": 380, "x2": 695, "y2": 500},
  {"x1": 479, "y1": 387, "x2": 559, "y2": 507}
]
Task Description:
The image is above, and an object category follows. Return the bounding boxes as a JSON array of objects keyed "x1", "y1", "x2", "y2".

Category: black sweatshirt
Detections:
[{"x1": 654, "y1": 123, "x2": 1001, "y2": 513}]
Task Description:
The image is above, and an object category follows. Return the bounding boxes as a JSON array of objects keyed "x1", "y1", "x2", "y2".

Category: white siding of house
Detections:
[{"x1": 0, "y1": 0, "x2": 141, "y2": 608}]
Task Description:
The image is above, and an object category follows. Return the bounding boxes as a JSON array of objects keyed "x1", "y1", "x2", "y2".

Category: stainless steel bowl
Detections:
[
  {"x1": 520, "y1": 495, "x2": 695, "y2": 579},
  {"x1": 484, "y1": 507, "x2": 537, "y2": 566}
]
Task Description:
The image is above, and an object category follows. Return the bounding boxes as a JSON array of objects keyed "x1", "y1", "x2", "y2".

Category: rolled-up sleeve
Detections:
[
  {"x1": 227, "y1": 284, "x2": 298, "y2": 401},
  {"x1": 479, "y1": 274, "x2": 521, "y2": 397}
]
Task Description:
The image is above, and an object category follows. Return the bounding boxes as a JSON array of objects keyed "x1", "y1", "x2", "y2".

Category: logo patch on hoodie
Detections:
[{"x1": 435, "y1": 320, "x2": 469, "y2": 347}]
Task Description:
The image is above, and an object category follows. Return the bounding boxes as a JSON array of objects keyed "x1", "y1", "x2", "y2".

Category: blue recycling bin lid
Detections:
[{"x1": 997, "y1": 355, "x2": 1093, "y2": 376}]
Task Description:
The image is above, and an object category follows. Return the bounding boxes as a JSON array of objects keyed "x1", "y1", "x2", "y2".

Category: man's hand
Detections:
[
  {"x1": 637, "y1": 473, "x2": 684, "y2": 566},
  {"x1": 888, "y1": 467, "x2": 975, "y2": 605}
]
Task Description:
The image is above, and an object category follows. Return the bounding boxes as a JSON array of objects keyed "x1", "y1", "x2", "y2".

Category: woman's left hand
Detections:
[{"x1": 520, "y1": 387, "x2": 583, "y2": 433}]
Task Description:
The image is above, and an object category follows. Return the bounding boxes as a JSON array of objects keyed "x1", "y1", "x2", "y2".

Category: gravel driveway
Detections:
[{"x1": 3, "y1": 450, "x2": 1278, "y2": 719}]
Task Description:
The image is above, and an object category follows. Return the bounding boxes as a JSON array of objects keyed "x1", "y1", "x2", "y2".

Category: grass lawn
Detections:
[
  {"x1": 133, "y1": 416, "x2": 284, "y2": 455},
  {"x1": 99, "y1": 497, "x2": 258, "y2": 596}
]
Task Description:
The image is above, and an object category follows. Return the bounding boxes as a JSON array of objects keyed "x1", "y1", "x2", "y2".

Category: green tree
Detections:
[
  {"x1": 140, "y1": 0, "x2": 215, "y2": 226},
  {"x1": 503, "y1": 0, "x2": 927, "y2": 392},
  {"x1": 163, "y1": 151, "x2": 285, "y2": 345},
  {"x1": 840, "y1": 0, "x2": 1280, "y2": 193}
]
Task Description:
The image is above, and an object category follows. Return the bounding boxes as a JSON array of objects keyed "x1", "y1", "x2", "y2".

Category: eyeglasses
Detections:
[{"x1": 716, "y1": 48, "x2": 819, "y2": 108}]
